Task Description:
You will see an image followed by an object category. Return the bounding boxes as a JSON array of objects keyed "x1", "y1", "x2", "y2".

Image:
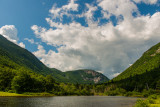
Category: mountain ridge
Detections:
[
  {"x1": 110, "y1": 42, "x2": 160, "y2": 91},
  {"x1": 0, "y1": 35, "x2": 109, "y2": 84},
  {"x1": 113, "y1": 42, "x2": 160, "y2": 81}
]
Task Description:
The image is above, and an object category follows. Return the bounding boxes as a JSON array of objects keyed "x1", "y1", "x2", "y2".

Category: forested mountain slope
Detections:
[
  {"x1": 114, "y1": 42, "x2": 160, "y2": 81},
  {"x1": 64, "y1": 69, "x2": 109, "y2": 84},
  {"x1": 0, "y1": 35, "x2": 52, "y2": 75},
  {"x1": 112, "y1": 42, "x2": 160, "y2": 91}
]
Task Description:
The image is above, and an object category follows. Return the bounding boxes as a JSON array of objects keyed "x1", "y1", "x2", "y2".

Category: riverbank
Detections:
[{"x1": 0, "y1": 92, "x2": 55, "y2": 97}]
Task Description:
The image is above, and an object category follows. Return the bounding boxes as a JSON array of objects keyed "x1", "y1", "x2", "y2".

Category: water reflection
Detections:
[{"x1": 0, "y1": 96, "x2": 137, "y2": 107}]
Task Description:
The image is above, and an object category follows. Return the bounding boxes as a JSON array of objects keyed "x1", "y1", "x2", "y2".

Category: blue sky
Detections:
[
  {"x1": 0, "y1": 0, "x2": 160, "y2": 78},
  {"x1": 0, "y1": 0, "x2": 56, "y2": 52}
]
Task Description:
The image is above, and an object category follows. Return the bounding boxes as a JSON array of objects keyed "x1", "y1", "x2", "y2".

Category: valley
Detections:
[{"x1": 0, "y1": 34, "x2": 160, "y2": 106}]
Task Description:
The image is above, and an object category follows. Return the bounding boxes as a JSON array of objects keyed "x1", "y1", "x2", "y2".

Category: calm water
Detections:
[{"x1": 0, "y1": 96, "x2": 137, "y2": 107}]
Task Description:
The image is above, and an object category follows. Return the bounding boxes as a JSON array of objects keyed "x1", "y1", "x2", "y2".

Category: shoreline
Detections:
[
  {"x1": 0, "y1": 92, "x2": 55, "y2": 97},
  {"x1": 0, "y1": 91, "x2": 143, "y2": 97}
]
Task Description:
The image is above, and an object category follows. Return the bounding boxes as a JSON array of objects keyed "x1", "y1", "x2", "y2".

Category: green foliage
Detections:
[
  {"x1": 54, "y1": 83, "x2": 94, "y2": 96},
  {"x1": 134, "y1": 95, "x2": 158, "y2": 107},
  {"x1": 0, "y1": 35, "x2": 52, "y2": 75},
  {"x1": 142, "y1": 89, "x2": 150, "y2": 97},
  {"x1": 11, "y1": 71, "x2": 34, "y2": 93},
  {"x1": 95, "y1": 85, "x2": 105, "y2": 93},
  {"x1": 45, "y1": 75, "x2": 55, "y2": 92},
  {"x1": 134, "y1": 99, "x2": 150, "y2": 107},
  {"x1": 148, "y1": 94, "x2": 158, "y2": 99},
  {"x1": 0, "y1": 69, "x2": 15, "y2": 91},
  {"x1": 64, "y1": 69, "x2": 109, "y2": 84},
  {"x1": 105, "y1": 88, "x2": 126, "y2": 96},
  {"x1": 11, "y1": 71, "x2": 57, "y2": 93}
]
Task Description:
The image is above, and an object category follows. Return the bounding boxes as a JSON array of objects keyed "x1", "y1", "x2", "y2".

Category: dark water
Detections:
[{"x1": 0, "y1": 96, "x2": 137, "y2": 107}]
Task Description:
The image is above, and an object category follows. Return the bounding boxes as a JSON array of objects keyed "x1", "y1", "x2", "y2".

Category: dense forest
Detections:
[{"x1": 0, "y1": 67, "x2": 95, "y2": 95}]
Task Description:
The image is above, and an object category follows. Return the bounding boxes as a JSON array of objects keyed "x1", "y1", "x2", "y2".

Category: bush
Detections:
[
  {"x1": 147, "y1": 98, "x2": 155, "y2": 104},
  {"x1": 8, "y1": 90, "x2": 15, "y2": 93},
  {"x1": 105, "y1": 88, "x2": 126, "y2": 96},
  {"x1": 105, "y1": 91, "x2": 119, "y2": 96},
  {"x1": 125, "y1": 91, "x2": 133, "y2": 96},
  {"x1": 142, "y1": 89, "x2": 149, "y2": 97},
  {"x1": 148, "y1": 94, "x2": 158, "y2": 99},
  {"x1": 143, "y1": 93, "x2": 149, "y2": 97},
  {"x1": 148, "y1": 89, "x2": 156, "y2": 95},
  {"x1": 134, "y1": 99, "x2": 150, "y2": 107},
  {"x1": 125, "y1": 91, "x2": 142, "y2": 97}
]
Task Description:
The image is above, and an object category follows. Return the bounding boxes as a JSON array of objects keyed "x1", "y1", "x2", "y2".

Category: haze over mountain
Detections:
[{"x1": 0, "y1": 34, "x2": 108, "y2": 84}]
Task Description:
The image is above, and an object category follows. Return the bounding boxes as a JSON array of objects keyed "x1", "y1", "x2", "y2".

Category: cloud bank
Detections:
[{"x1": 32, "y1": 0, "x2": 160, "y2": 78}]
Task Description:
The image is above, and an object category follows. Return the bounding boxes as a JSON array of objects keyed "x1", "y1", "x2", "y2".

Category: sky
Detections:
[{"x1": 0, "y1": 0, "x2": 160, "y2": 79}]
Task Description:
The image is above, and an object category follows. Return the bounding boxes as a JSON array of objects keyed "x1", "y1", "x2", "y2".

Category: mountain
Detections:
[
  {"x1": 64, "y1": 69, "x2": 109, "y2": 84},
  {"x1": 112, "y1": 42, "x2": 160, "y2": 91},
  {"x1": 113, "y1": 42, "x2": 160, "y2": 81},
  {"x1": 0, "y1": 35, "x2": 55, "y2": 75},
  {"x1": 0, "y1": 35, "x2": 109, "y2": 84},
  {"x1": 50, "y1": 68, "x2": 109, "y2": 83}
]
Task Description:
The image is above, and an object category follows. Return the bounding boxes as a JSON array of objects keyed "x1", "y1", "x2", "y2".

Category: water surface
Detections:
[{"x1": 0, "y1": 96, "x2": 137, "y2": 107}]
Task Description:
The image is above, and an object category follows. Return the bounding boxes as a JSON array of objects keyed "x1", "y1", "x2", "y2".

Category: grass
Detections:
[
  {"x1": 0, "y1": 92, "x2": 55, "y2": 97},
  {"x1": 0, "y1": 92, "x2": 24, "y2": 96}
]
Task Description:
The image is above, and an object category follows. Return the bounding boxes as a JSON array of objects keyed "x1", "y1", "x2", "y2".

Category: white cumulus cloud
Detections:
[
  {"x1": 49, "y1": 0, "x2": 78, "y2": 20},
  {"x1": 0, "y1": 25, "x2": 18, "y2": 43},
  {"x1": 32, "y1": 0, "x2": 160, "y2": 78},
  {"x1": 24, "y1": 38, "x2": 35, "y2": 44},
  {"x1": 0, "y1": 25, "x2": 25, "y2": 48},
  {"x1": 19, "y1": 42, "x2": 25, "y2": 48},
  {"x1": 133, "y1": 0, "x2": 158, "y2": 4},
  {"x1": 98, "y1": 0, "x2": 138, "y2": 19}
]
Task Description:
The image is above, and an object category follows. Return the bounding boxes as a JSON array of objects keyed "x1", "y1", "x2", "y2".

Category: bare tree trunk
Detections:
[{"x1": 146, "y1": 83, "x2": 149, "y2": 90}]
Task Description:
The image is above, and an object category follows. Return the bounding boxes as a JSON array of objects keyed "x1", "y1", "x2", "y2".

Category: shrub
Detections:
[
  {"x1": 134, "y1": 99, "x2": 150, "y2": 107},
  {"x1": 147, "y1": 98, "x2": 155, "y2": 104},
  {"x1": 148, "y1": 94, "x2": 158, "y2": 99},
  {"x1": 125, "y1": 91, "x2": 133, "y2": 96},
  {"x1": 8, "y1": 90, "x2": 15, "y2": 93},
  {"x1": 142, "y1": 89, "x2": 149, "y2": 97}
]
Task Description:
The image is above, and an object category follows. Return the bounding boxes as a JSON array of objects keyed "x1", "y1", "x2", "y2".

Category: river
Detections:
[{"x1": 0, "y1": 96, "x2": 137, "y2": 107}]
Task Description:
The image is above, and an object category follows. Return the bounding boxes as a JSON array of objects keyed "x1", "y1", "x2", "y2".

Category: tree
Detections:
[
  {"x1": 11, "y1": 71, "x2": 33, "y2": 93},
  {"x1": 0, "y1": 69, "x2": 15, "y2": 91},
  {"x1": 45, "y1": 75, "x2": 55, "y2": 92}
]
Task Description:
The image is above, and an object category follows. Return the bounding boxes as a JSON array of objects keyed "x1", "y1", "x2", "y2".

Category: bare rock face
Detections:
[
  {"x1": 84, "y1": 70, "x2": 98, "y2": 76},
  {"x1": 81, "y1": 70, "x2": 106, "y2": 83},
  {"x1": 151, "y1": 47, "x2": 160, "y2": 56},
  {"x1": 64, "y1": 69, "x2": 109, "y2": 84},
  {"x1": 93, "y1": 76, "x2": 101, "y2": 83}
]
